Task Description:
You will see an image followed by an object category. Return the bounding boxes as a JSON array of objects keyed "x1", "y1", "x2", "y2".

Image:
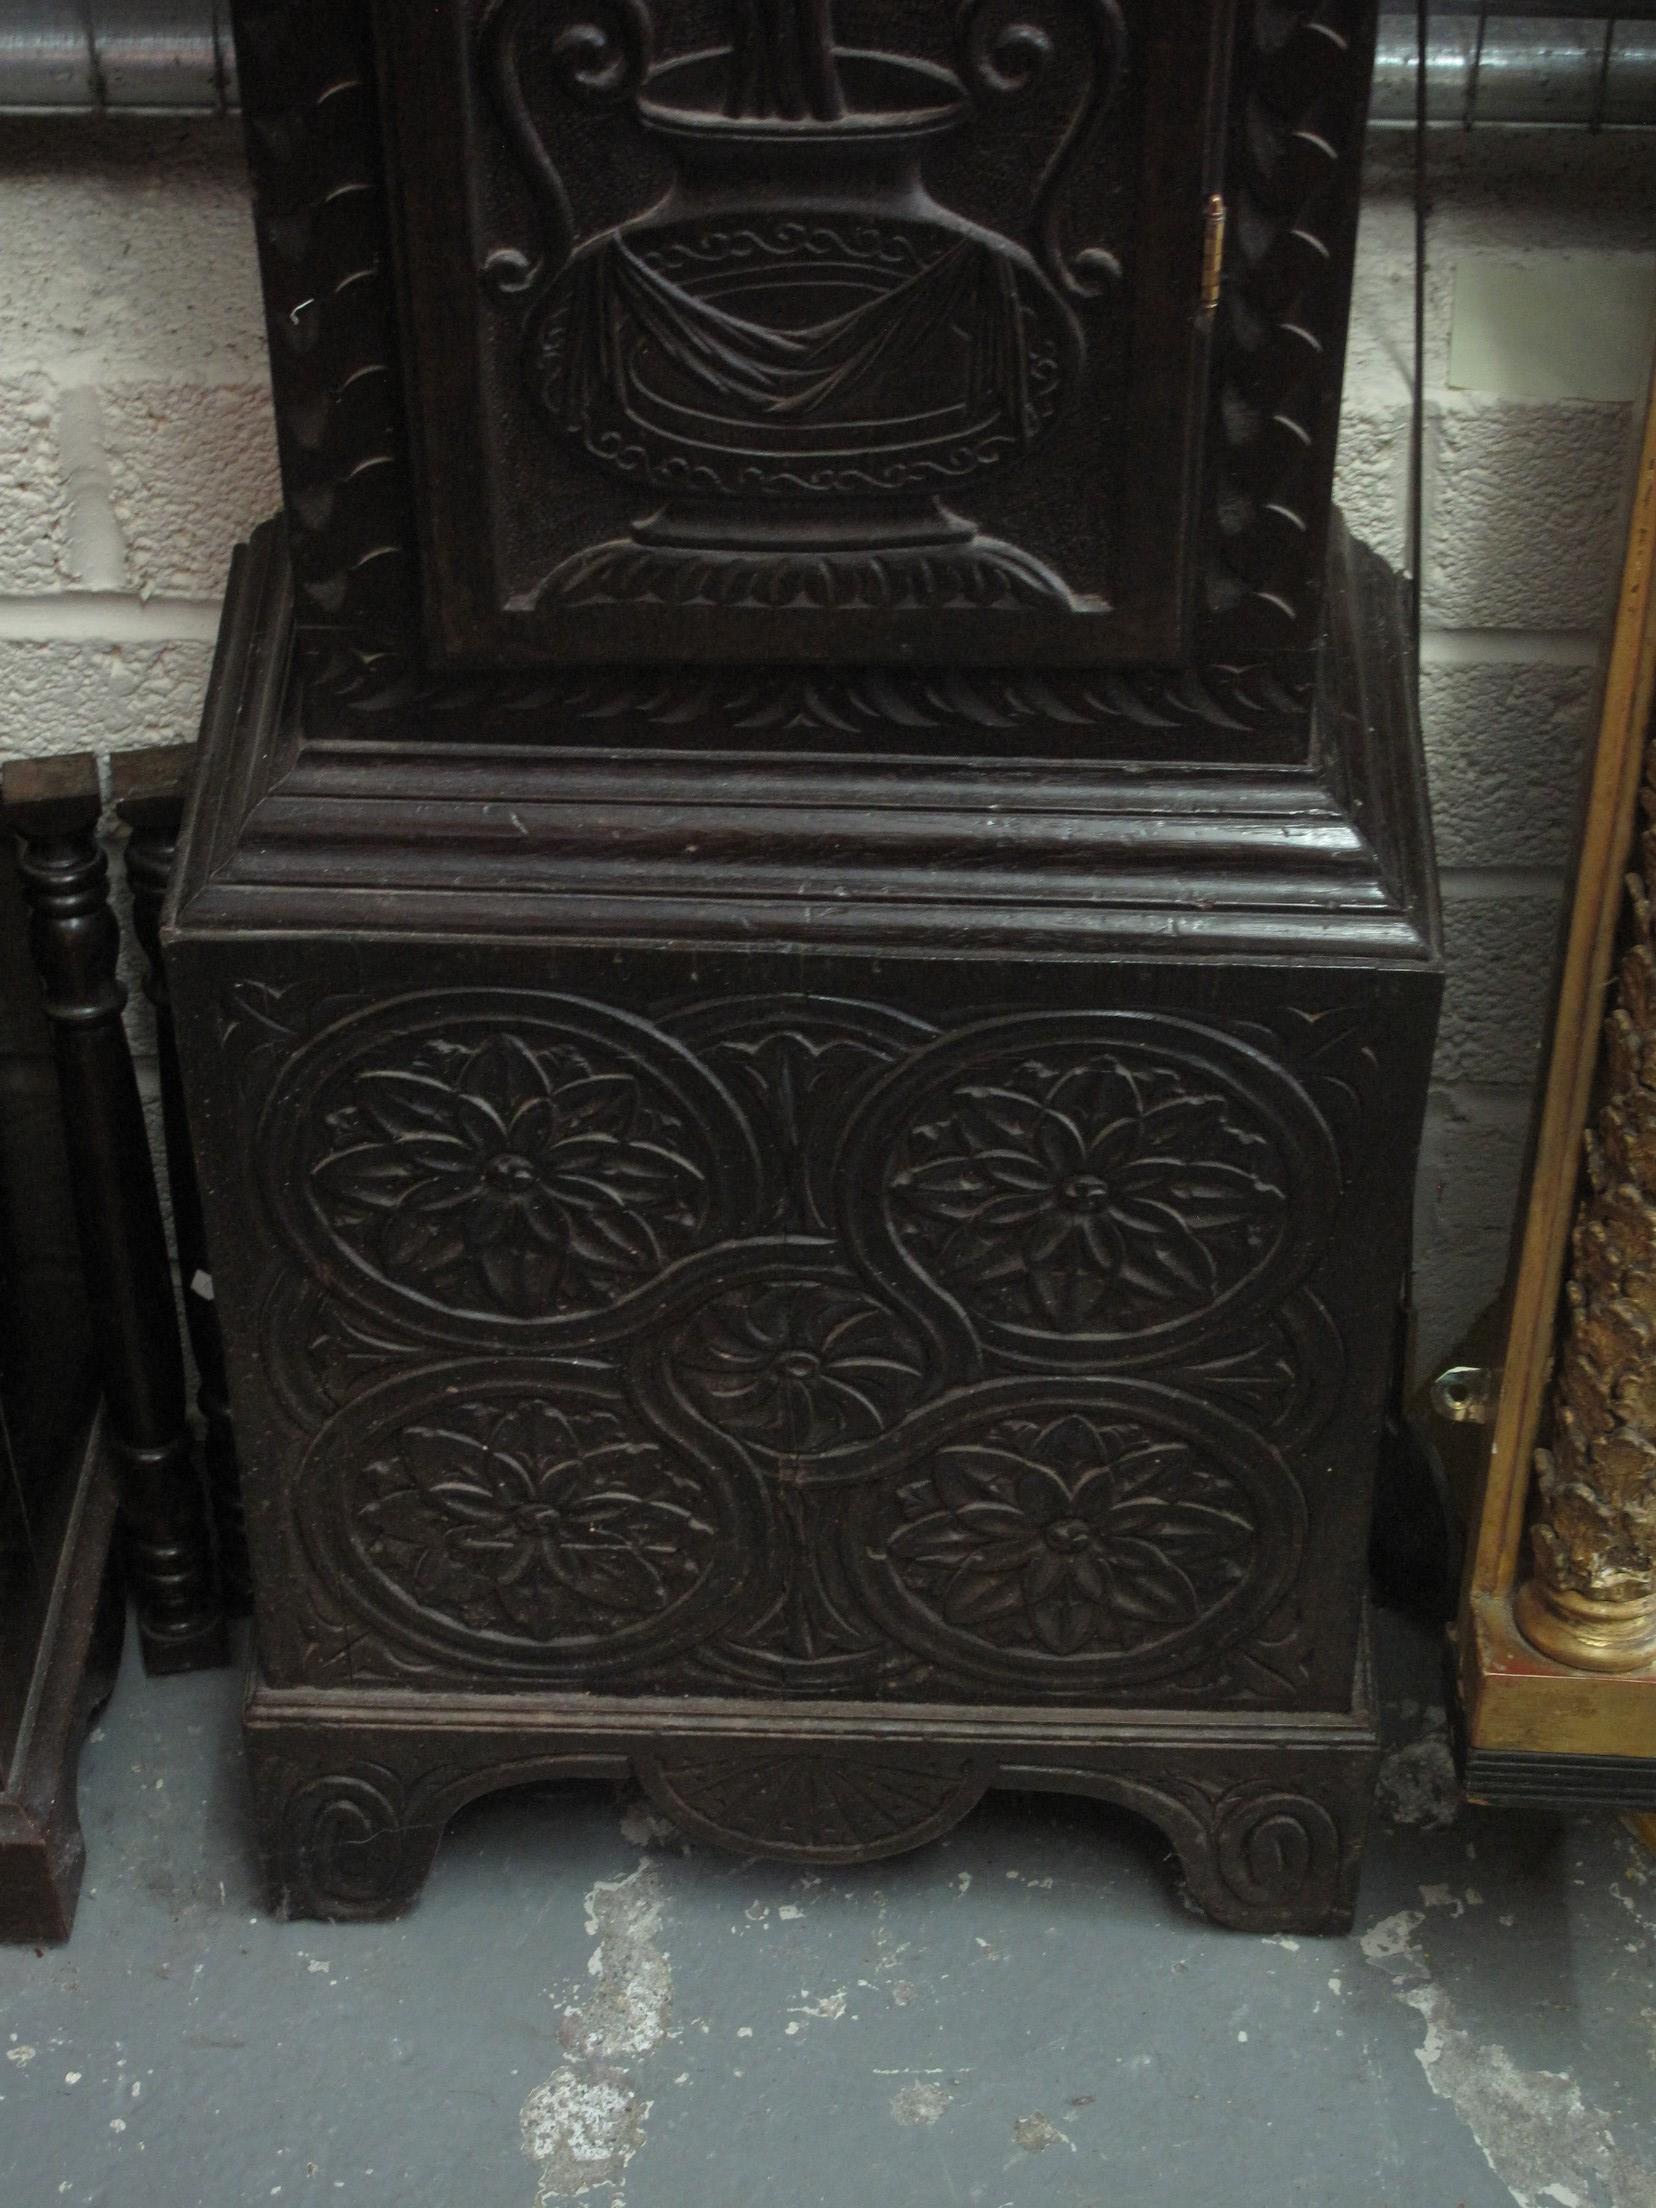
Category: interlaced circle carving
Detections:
[{"x1": 246, "y1": 991, "x2": 1344, "y2": 1698}]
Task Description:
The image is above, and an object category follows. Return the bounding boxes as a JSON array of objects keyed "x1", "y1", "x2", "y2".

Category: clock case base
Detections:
[
  {"x1": 167, "y1": 514, "x2": 1440, "y2": 1934},
  {"x1": 245, "y1": 1623, "x2": 1379, "y2": 1935}
]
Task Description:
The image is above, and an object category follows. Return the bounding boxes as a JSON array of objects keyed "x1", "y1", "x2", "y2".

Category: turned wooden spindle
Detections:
[
  {"x1": 3, "y1": 754, "x2": 226, "y2": 1674},
  {"x1": 114, "y1": 745, "x2": 252, "y2": 1618}
]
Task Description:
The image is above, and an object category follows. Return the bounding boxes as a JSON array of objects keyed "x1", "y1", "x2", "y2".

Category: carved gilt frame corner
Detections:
[{"x1": 1458, "y1": 354, "x2": 1656, "y2": 1786}]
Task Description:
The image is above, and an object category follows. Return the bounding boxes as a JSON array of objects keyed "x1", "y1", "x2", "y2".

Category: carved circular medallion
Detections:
[
  {"x1": 261, "y1": 991, "x2": 761, "y2": 1343},
  {"x1": 663, "y1": 1272, "x2": 930, "y2": 1470},
  {"x1": 294, "y1": 1365, "x2": 757, "y2": 1679},
  {"x1": 840, "y1": 1013, "x2": 1339, "y2": 1365},
  {"x1": 639, "y1": 1746, "x2": 982, "y2": 1864},
  {"x1": 852, "y1": 1380, "x2": 1304, "y2": 1692}
]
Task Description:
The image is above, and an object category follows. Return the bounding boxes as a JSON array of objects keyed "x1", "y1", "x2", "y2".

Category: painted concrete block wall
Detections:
[
  {"x1": 0, "y1": 117, "x2": 1652, "y2": 1374},
  {"x1": 1341, "y1": 130, "x2": 1656, "y2": 1369}
]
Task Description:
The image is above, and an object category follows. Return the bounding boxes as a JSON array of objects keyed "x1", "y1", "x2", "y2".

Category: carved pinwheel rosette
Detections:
[
  {"x1": 837, "y1": 1012, "x2": 1340, "y2": 1367},
  {"x1": 848, "y1": 1378, "x2": 1305, "y2": 1692},
  {"x1": 290, "y1": 1362, "x2": 767, "y2": 1680},
  {"x1": 628, "y1": 1238, "x2": 938, "y2": 1483},
  {"x1": 257, "y1": 991, "x2": 763, "y2": 1346}
]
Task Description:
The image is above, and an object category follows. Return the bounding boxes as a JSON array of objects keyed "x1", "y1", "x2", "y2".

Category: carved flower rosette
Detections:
[
  {"x1": 838, "y1": 1012, "x2": 1339, "y2": 1367},
  {"x1": 292, "y1": 1365, "x2": 764, "y2": 1679},
  {"x1": 850, "y1": 1380, "x2": 1306, "y2": 1692},
  {"x1": 258, "y1": 990, "x2": 763, "y2": 1345}
]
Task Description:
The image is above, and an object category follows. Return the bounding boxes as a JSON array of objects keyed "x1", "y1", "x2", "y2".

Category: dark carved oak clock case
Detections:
[{"x1": 163, "y1": 0, "x2": 1441, "y2": 1931}]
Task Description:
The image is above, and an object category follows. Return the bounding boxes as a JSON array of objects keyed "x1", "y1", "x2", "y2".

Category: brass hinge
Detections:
[{"x1": 1201, "y1": 193, "x2": 1227, "y2": 317}]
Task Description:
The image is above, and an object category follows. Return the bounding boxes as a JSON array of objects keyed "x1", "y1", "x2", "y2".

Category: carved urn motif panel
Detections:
[
  {"x1": 233, "y1": 0, "x2": 1376, "y2": 704},
  {"x1": 378, "y1": 0, "x2": 1215, "y2": 663}
]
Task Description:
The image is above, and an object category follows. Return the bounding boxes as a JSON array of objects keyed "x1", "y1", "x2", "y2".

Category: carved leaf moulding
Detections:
[{"x1": 302, "y1": 643, "x2": 1319, "y2": 749}]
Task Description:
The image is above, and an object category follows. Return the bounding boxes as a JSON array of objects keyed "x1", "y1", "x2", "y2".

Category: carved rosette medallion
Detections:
[
  {"x1": 293, "y1": 1366, "x2": 762, "y2": 1678},
  {"x1": 259, "y1": 991, "x2": 762, "y2": 1343},
  {"x1": 853, "y1": 1382, "x2": 1304, "y2": 1691},
  {"x1": 841, "y1": 1012, "x2": 1338, "y2": 1364},
  {"x1": 639, "y1": 1745, "x2": 983, "y2": 1863},
  {"x1": 663, "y1": 1272, "x2": 931, "y2": 1470}
]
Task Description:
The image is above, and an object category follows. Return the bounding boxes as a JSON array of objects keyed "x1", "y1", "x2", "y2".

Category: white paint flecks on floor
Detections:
[
  {"x1": 1361, "y1": 1899, "x2": 1656, "y2": 2208},
  {"x1": 519, "y1": 1861, "x2": 671, "y2": 2202},
  {"x1": 1, "y1": 1610, "x2": 1653, "y2": 2208},
  {"x1": 888, "y1": 2079, "x2": 952, "y2": 2127}
]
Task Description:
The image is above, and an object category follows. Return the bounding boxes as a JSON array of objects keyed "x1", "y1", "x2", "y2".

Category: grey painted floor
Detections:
[{"x1": 2, "y1": 1612, "x2": 1654, "y2": 2208}]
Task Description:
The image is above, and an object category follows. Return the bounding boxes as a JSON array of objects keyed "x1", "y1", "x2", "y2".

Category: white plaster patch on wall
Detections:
[
  {"x1": 1360, "y1": 1906, "x2": 1655, "y2": 2208},
  {"x1": 519, "y1": 1859, "x2": 671, "y2": 2204},
  {"x1": 56, "y1": 384, "x2": 125, "y2": 593}
]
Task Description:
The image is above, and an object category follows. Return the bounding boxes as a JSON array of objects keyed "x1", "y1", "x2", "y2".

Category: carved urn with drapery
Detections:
[{"x1": 484, "y1": 0, "x2": 1126, "y2": 609}]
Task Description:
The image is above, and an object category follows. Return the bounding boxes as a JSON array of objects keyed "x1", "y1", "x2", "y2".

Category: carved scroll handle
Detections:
[
  {"x1": 956, "y1": 0, "x2": 1127, "y2": 302},
  {"x1": 482, "y1": 0, "x2": 655, "y2": 298}
]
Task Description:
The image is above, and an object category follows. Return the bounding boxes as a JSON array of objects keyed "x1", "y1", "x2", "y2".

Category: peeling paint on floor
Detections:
[
  {"x1": 6, "y1": 1610, "x2": 1656, "y2": 2208},
  {"x1": 1360, "y1": 1903, "x2": 1656, "y2": 2208},
  {"x1": 889, "y1": 2081, "x2": 952, "y2": 2126},
  {"x1": 1012, "y1": 2111, "x2": 1072, "y2": 2153},
  {"x1": 519, "y1": 1860, "x2": 671, "y2": 2204}
]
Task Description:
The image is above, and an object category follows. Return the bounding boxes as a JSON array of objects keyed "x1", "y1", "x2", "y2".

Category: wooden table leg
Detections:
[
  {"x1": 3, "y1": 755, "x2": 226, "y2": 1673},
  {"x1": 114, "y1": 746, "x2": 251, "y2": 1617}
]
